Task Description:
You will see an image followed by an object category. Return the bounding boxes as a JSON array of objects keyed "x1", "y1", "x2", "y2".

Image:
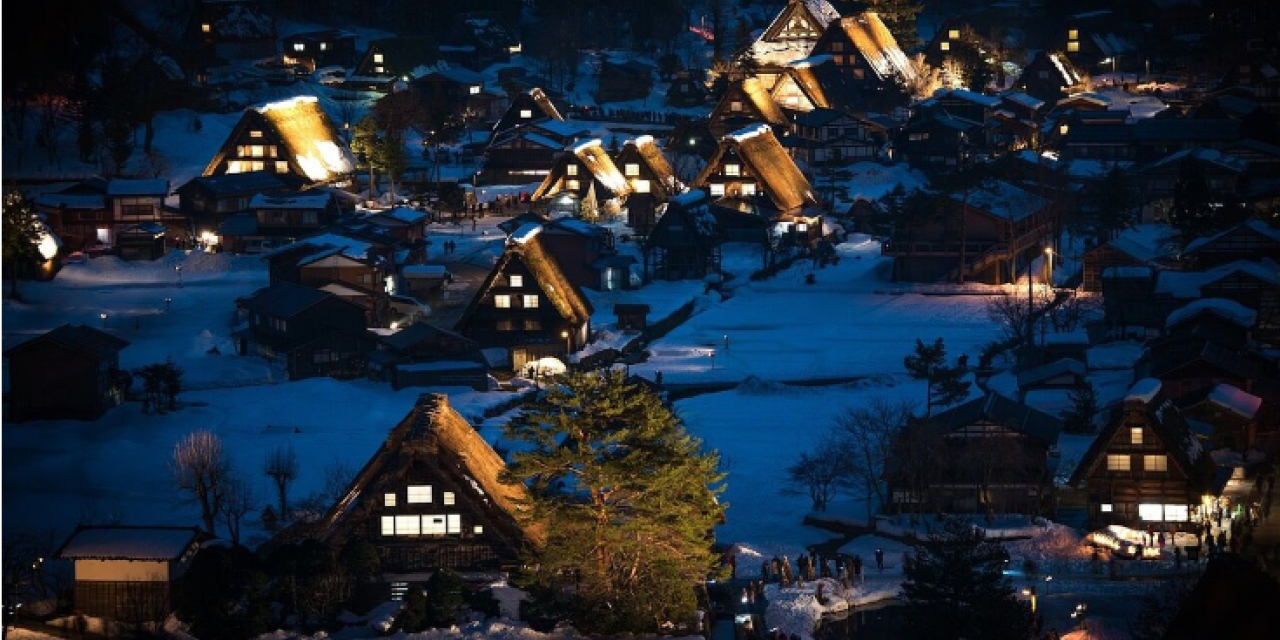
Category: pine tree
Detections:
[
  {"x1": 1063, "y1": 382, "x2": 1098, "y2": 434},
  {"x1": 864, "y1": 0, "x2": 925, "y2": 50},
  {"x1": 3, "y1": 188, "x2": 45, "y2": 300},
  {"x1": 501, "y1": 370, "x2": 726, "y2": 633},
  {"x1": 903, "y1": 338, "x2": 972, "y2": 416},
  {"x1": 424, "y1": 567, "x2": 464, "y2": 628},
  {"x1": 901, "y1": 517, "x2": 1034, "y2": 640}
]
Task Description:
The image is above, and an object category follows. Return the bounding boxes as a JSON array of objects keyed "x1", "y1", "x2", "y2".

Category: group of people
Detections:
[
  {"x1": 439, "y1": 240, "x2": 459, "y2": 255},
  {"x1": 757, "y1": 548, "x2": 889, "y2": 591}
]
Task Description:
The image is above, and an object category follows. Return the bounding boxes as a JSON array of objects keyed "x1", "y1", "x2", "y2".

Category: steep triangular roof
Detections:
[
  {"x1": 693, "y1": 124, "x2": 819, "y2": 213},
  {"x1": 204, "y1": 96, "x2": 354, "y2": 183},
  {"x1": 4, "y1": 324, "x2": 130, "y2": 360},
  {"x1": 456, "y1": 229, "x2": 594, "y2": 330},
  {"x1": 750, "y1": 0, "x2": 840, "y2": 67},
  {"x1": 711, "y1": 77, "x2": 789, "y2": 133},
  {"x1": 531, "y1": 139, "x2": 632, "y2": 201},
  {"x1": 616, "y1": 135, "x2": 682, "y2": 198},
  {"x1": 313, "y1": 393, "x2": 543, "y2": 550},
  {"x1": 923, "y1": 392, "x2": 1063, "y2": 447},
  {"x1": 829, "y1": 12, "x2": 915, "y2": 83},
  {"x1": 491, "y1": 88, "x2": 565, "y2": 140}
]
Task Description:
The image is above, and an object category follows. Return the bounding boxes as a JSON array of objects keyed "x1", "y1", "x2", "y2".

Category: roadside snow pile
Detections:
[
  {"x1": 251, "y1": 618, "x2": 705, "y2": 640},
  {"x1": 57, "y1": 250, "x2": 263, "y2": 283},
  {"x1": 1005, "y1": 522, "x2": 1090, "y2": 574},
  {"x1": 765, "y1": 578, "x2": 902, "y2": 640}
]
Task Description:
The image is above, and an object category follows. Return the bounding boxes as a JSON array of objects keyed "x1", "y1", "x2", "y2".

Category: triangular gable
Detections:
[
  {"x1": 761, "y1": 0, "x2": 839, "y2": 42},
  {"x1": 1071, "y1": 381, "x2": 1206, "y2": 486},
  {"x1": 771, "y1": 64, "x2": 830, "y2": 111},
  {"x1": 711, "y1": 77, "x2": 788, "y2": 133},
  {"x1": 693, "y1": 124, "x2": 818, "y2": 213},
  {"x1": 456, "y1": 232, "x2": 593, "y2": 331},
  {"x1": 531, "y1": 139, "x2": 631, "y2": 201},
  {"x1": 831, "y1": 12, "x2": 915, "y2": 84},
  {"x1": 491, "y1": 88, "x2": 564, "y2": 139},
  {"x1": 616, "y1": 136, "x2": 682, "y2": 198}
]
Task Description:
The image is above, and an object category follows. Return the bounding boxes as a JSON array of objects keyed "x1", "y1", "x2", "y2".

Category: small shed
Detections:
[
  {"x1": 615, "y1": 303, "x2": 650, "y2": 331},
  {"x1": 116, "y1": 223, "x2": 168, "y2": 261},
  {"x1": 57, "y1": 525, "x2": 203, "y2": 622},
  {"x1": 401, "y1": 264, "x2": 453, "y2": 299}
]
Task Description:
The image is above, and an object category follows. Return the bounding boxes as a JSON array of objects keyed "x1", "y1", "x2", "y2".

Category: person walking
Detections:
[
  {"x1": 761, "y1": 561, "x2": 770, "y2": 584},
  {"x1": 1174, "y1": 545, "x2": 1182, "y2": 570},
  {"x1": 875, "y1": 548, "x2": 884, "y2": 572}
]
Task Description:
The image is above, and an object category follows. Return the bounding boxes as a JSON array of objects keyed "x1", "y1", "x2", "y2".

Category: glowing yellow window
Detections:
[
  {"x1": 1068, "y1": 29, "x2": 1078, "y2": 40},
  {"x1": 1067, "y1": 41, "x2": 1079, "y2": 52},
  {"x1": 201, "y1": 23, "x2": 211, "y2": 33},
  {"x1": 374, "y1": 53, "x2": 384, "y2": 63},
  {"x1": 624, "y1": 163, "x2": 640, "y2": 177},
  {"x1": 724, "y1": 163, "x2": 740, "y2": 177},
  {"x1": 940, "y1": 42, "x2": 950, "y2": 51},
  {"x1": 948, "y1": 29, "x2": 960, "y2": 39},
  {"x1": 566, "y1": 164, "x2": 578, "y2": 176}
]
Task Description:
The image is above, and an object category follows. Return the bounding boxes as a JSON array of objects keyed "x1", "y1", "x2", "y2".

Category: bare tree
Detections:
[
  {"x1": 170, "y1": 430, "x2": 231, "y2": 535},
  {"x1": 958, "y1": 435, "x2": 1038, "y2": 523},
  {"x1": 835, "y1": 399, "x2": 917, "y2": 520},
  {"x1": 893, "y1": 421, "x2": 945, "y2": 524},
  {"x1": 322, "y1": 457, "x2": 355, "y2": 502},
  {"x1": 780, "y1": 437, "x2": 849, "y2": 512},
  {"x1": 220, "y1": 474, "x2": 256, "y2": 547},
  {"x1": 264, "y1": 445, "x2": 299, "y2": 520},
  {"x1": 985, "y1": 290, "x2": 1052, "y2": 344}
]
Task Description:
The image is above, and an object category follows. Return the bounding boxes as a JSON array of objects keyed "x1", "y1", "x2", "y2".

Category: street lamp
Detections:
[
  {"x1": 1043, "y1": 575, "x2": 1053, "y2": 596},
  {"x1": 175, "y1": 265, "x2": 183, "y2": 288},
  {"x1": 1044, "y1": 248, "x2": 1053, "y2": 290},
  {"x1": 560, "y1": 330, "x2": 571, "y2": 364},
  {"x1": 165, "y1": 297, "x2": 172, "y2": 311},
  {"x1": 100, "y1": 312, "x2": 108, "y2": 328},
  {"x1": 1021, "y1": 586, "x2": 1037, "y2": 614}
]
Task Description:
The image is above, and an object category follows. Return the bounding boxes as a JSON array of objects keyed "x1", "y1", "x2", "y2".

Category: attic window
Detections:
[
  {"x1": 566, "y1": 164, "x2": 578, "y2": 176},
  {"x1": 724, "y1": 163, "x2": 740, "y2": 177},
  {"x1": 1106, "y1": 454, "x2": 1130, "y2": 471},
  {"x1": 293, "y1": 43, "x2": 305, "y2": 52},
  {"x1": 633, "y1": 179, "x2": 650, "y2": 193},
  {"x1": 1144, "y1": 455, "x2": 1167, "y2": 472},
  {"x1": 407, "y1": 485, "x2": 432, "y2": 503},
  {"x1": 1068, "y1": 29, "x2": 1078, "y2": 40},
  {"x1": 495, "y1": 294, "x2": 512, "y2": 309},
  {"x1": 520, "y1": 109, "x2": 533, "y2": 118},
  {"x1": 1059, "y1": 124, "x2": 1069, "y2": 135},
  {"x1": 730, "y1": 101, "x2": 743, "y2": 113},
  {"x1": 375, "y1": 66, "x2": 384, "y2": 74},
  {"x1": 940, "y1": 42, "x2": 950, "y2": 51},
  {"x1": 566, "y1": 179, "x2": 581, "y2": 191},
  {"x1": 1067, "y1": 41, "x2": 1079, "y2": 52},
  {"x1": 473, "y1": 525, "x2": 484, "y2": 534},
  {"x1": 523, "y1": 295, "x2": 539, "y2": 308},
  {"x1": 624, "y1": 163, "x2": 640, "y2": 177},
  {"x1": 374, "y1": 53, "x2": 384, "y2": 63},
  {"x1": 1130, "y1": 427, "x2": 1143, "y2": 444},
  {"x1": 509, "y1": 274, "x2": 523, "y2": 288},
  {"x1": 250, "y1": 130, "x2": 264, "y2": 138},
  {"x1": 949, "y1": 29, "x2": 960, "y2": 39},
  {"x1": 444, "y1": 491, "x2": 456, "y2": 505},
  {"x1": 320, "y1": 42, "x2": 328, "y2": 51},
  {"x1": 384, "y1": 493, "x2": 396, "y2": 507},
  {"x1": 1100, "y1": 503, "x2": 1113, "y2": 513},
  {"x1": 470, "y1": 85, "x2": 481, "y2": 95},
  {"x1": 201, "y1": 23, "x2": 211, "y2": 33}
]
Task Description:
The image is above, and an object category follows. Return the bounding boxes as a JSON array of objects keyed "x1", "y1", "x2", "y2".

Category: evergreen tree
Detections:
[
  {"x1": 861, "y1": 0, "x2": 925, "y2": 50},
  {"x1": 350, "y1": 117, "x2": 384, "y2": 197},
  {"x1": 501, "y1": 370, "x2": 726, "y2": 633},
  {"x1": 424, "y1": 567, "x2": 465, "y2": 628},
  {"x1": 3, "y1": 188, "x2": 44, "y2": 300},
  {"x1": 1062, "y1": 382, "x2": 1098, "y2": 434},
  {"x1": 903, "y1": 338, "x2": 971, "y2": 416},
  {"x1": 396, "y1": 587, "x2": 429, "y2": 632},
  {"x1": 901, "y1": 517, "x2": 1034, "y2": 640},
  {"x1": 174, "y1": 544, "x2": 274, "y2": 640}
]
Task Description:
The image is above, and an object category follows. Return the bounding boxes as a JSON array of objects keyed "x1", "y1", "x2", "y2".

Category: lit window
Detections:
[
  {"x1": 523, "y1": 319, "x2": 542, "y2": 330},
  {"x1": 320, "y1": 42, "x2": 327, "y2": 51},
  {"x1": 1130, "y1": 428, "x2": 1143, "y2": 444},
  {"x1": 566, "y1": 164, "x2": 578, "y2": 176},
  {"x1": 1138, "y1": 503, "x2": 1163, "y2": 521},
  {"x1": 381, "y1": 516, "x2": 395, "y2": 535},
  {"x1": 275, "y1": 161, "x2": 289, "y2": 173},
  {"x1": 375, "y1": 66, "x2": 384, "y2": 74},
  {"x1": 201, "y1": 23, "x2": 211, "y2": 33},
  {"x1": 624, "y1": 163, "x2": 640, "y2": 176},
  {"x1": 473, "y1": 525, "x2": 484, "y2": 534},
  {"x1": 1100, "y1": 503, "x2": 1113, "y2": 513},
  {"x1": 1068, "y1": 29, "x2": 1078, "y2": 40},
  {"x1": 495, "y1": 294, "x2": 511, "y2": 308},
  {"x1": 384, "y1": 493, "x2": 397, "y2": 507},
  {"x1": 710, "y1": 183, "x2": 725, "y2": 196},
  {"x1": 949, "y1": 29, "x2": 960, "y2": 39},
  {"x1": 250, "y1": 130, "x2": 263, "y2": 138},
  {"x1": 447, "y1": 514, "x2": 462, "y2": 534},
  {"x1": 509, "y1": 275, "x2": 523, "y2": 288},
  {"x1": 444, "y1": 492, "x2": 455, "y2": 505},
  {"x1": 250, "y1": 145, "x2": 265, "y2": 157},
  {"x1": 1059, "y1": 124, "x2": 1069, "y2": 135},
  {"x1": 293, "y1": 43, "x2": 305, "y2": 52},
  {"x1": 395, "y1": 515, "x2": 420, "y2": 534},
  {"x1": 730, "y1": 101, "x2": 742, "y2": 112},
  {"x1": 407, "y1": 485, "x2": 432, "y2": 503},
  {"x1": 470, "y1": 85, "x2": 481, "y2": 95},
  {"x1": 523, "y1": 295, "x2": 539, "y2": 308},
  {"x1": 741, "y1": 183, "x2": 757, "y2": 196},
  {"x1": 566, "y1": 179, "x2": 580, "y2": 191},
  {"x1": 940, "y1": 42, "x2": 950, "y2": 51},
  {"x1": 373, "y1": 53, "x2": 384, "y2": 63},
  {"x1": 1164, "y1": 504, "x2": 1188, "y2": 522},
  {"x1": 1067, "y1": 41, "x2": 1079, "y2": 52},
  {"x1": 1144, "y1": 455, "x2": 1167, "y2": 472},
  {"x1": 724, "y1": 163, "x2": 740, "y2": 177},
  {"x1": 1106, "y1": 454, "x2": 1130, "y2": 471},
  {"x1": 422, "y1": 515, "x2": 447, "y2": 535},
  {"x1": 633, "y1": 179, "x2": 651, "y2": 193},
  {"x1": 520, "y1": 109, "x2": 533, "y2": 118}
]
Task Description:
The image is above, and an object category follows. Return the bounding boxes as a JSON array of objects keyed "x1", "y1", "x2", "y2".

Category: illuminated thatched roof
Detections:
[
  {"x1": 834, "y1": 12, "x2": 915, "y2": 84},
  {"x1": 531, "y1": 138, "x2": 632, "y2": 201},
  {"x1": 710, "y1": 77, "x2": 788, "y2": 137},
  {"x1": 772, "y1": 58, "x2": 837, "y2": 111},
  {"x1": 456, "y1": 227, "x2": 594, "y2": 336},
  {"x1": 314, "y1": 393, "x2": 544, "y2": 549},
  {"x1": 617, "y1": 135, "x2": 682, "y2": 198},
  {"x1": 203, "y1": 96, "x2": 355, "y2": 183},
  {"x1": 692, "y1": 124, "x2": 819, "y2": 214}
]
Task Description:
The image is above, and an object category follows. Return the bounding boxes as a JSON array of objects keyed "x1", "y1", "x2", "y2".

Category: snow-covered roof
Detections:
[
  {"x1": 395, "y1": 360, "x2": 485, "y2": 373},
  {"x1": 532, "y1": 119, "x2": 590, "y2": 138},
  {"x1": 960, "y1": 180, "x2": 1048, "y2": 221},
  {"x1": 376, "y1": 207, "x2": 428, "y2": 224},
  {"x1": 1155, "y1": 260, "x2": 1280, "y2": 298},
  {"x1": 1003, "y1": 92, "x2": 1046, "y2": 111},
  {"x1": 1184, "y1": 219, "x2": 1280, "y2": 254},
  {"x1": 1147, "y1": 147, "x2": 1247, "y2": 173},
  {"x1": 249, "y1": 192, "x2": 332, "y2": 209},
  {"x1": 788, "y1": 54, "x2": 833, "y2": 69},
  {"x1": 269, "y1": 232, "x2": 375, "y2": 262},
  {"x1": 1126, "y1": 378, "x2": 1162, "y2": 404},
  {"x1": 934, "y1": 88, "x2": 1001, "y2": 108},
  {"x1": 510, "y1": 223, "x2": 543, "y2": 245},
  {"x1": 1206, "y1": 384, "x2": 1262, "y2": 419},
  {"x1": 833, "y1": 13, "x2": 915, "y2": 83},
  {"x1": 1089, "y1": 33, "x2": 1135, "y2": 58},
  {"x1": 106, "y1": 179, "x2": 169, "y2": 197},
  {"x1": 33, "y1": 194, "x2": 105, "y2": 210},
  {"x1": 254, "y1": 96, "x2": 355, "y2": 182},
  {"x1": 402, "y1": 265, "x2": 448, "y2": 277},
  {"x1": 1165, "y1": 298, "x2": 1257, "y2": 329},
  {"x1": 58, "y1": 526, "x2": 200, "y2": 562}
]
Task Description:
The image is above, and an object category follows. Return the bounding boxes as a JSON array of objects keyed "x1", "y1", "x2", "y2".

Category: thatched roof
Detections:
[
  {"x1": 711, "y1": 77, "x2": 788, "y2": 136},
  {"x1": 834, "y1": 12, "x2": 915, "y2": 84},
  {"x1": 315, "y1": 393, "x2": 544, "y2": 548},
  {"x1": 256, "y1": 97, "x2": 355, "y2": 182},
  {"x1": 531, "y1": 138, "x2": 632, "y2": 201},
  {"x1": 692, "y1": 124, "x2": 819, "y2": 213},
  {"x1": 618, "y1": 135, "x2": 682, "y2": 198},
  {"x1": 456, "y1": 229, "x2": 594, "y2": 331}
]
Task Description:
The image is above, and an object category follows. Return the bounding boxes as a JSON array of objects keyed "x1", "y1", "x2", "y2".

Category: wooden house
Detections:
[
  {"x1": 891, "y1": 113, "x2": 982, "y2": 171},
  {"x1": 1132, "y1": 119, "x2": 1240, "y2": 165},
  {"x1": 354, "y1": 37, "x2": 438, "y2": 81},
  {"x1": 788, "y1": 107, "x2": 883, "y2": 165},
  {"x1": 666, "y1": 71, "x2": 708, "y2": 108},
  {"x1": 282, "y1": 29, "x2": 357, "y2": 72},
  {"x1": 1179, "y1": 383, "x2": 1264, "y2": 452},
  {"x1": 887, "y1": 393, "x2": 1063, "y2": 516},
  {"x1": 614, "y1": 135, "x2": 682, "y2": 232},
  {"x1": 1082, "y1": 233, "x2": 1175, "y2": 292},
  {"x1": 531, "y1": 139, "x2": 632, "y2": 217},
  {"x1": 1013, "y1": 51, "x2": 1085, "y2": 105},
  {"x1": 362, "y1": 207, "x2": 430, "y2": 243},
  {"x1": 596, "y1": 58, "x2": 654, "y2": 104},
  {"x1": 643, "y1": 190, "x2": 722, "y2": 281},
  {"x1": 885, "y1": 179, "x2": 1051, "y2": 283},
  {"x1": 746, "y1": 0, "x2": 841, "y2": 89},
  {"x1": 265, "y1": 233, "x2": 391, "y2": 327},
  {"x1": 34, "y1": 178, "x2": 170, "y2": 250},
  {"x1": 537, "y1": 217, "x2": 635, "y2": 291},
  {"x1": 1181, "y1": 220, "x2": 1280, "y2": 269},
  {"x1": 175, "y1": 172, "x2": 302, "y2": 244},
  {"x1": 707, "y1": 77, "x2": 789, "y2": 139},
  {"x1": 56, "y1": 526, "x2": 203, "y2": 622},
  {"x1": 1070, "y1": 379, "x2": 1215, "y2": 532},
  {"x1": 1016, "y1": 358, "x2": 1088, "y2": 396},
  {"x1": 204, "y1": 96, "x2": 355, "y2": 184},
  {"x1": 308, "y1": 393, "x2": 540, "y2": 573},
  {"x1": 1046, "y1": 110, "x2": 1133, "y2": 162},
  {"x1": 367, "y1": 323, "x2": 488, "y2": 391},
  {"x1": 1061, "y1": 10, "x2": 1137, "y2": 70},
  {"x1": 1139, "y1": 148, "x2": 1248, "y2": 221},
  {"x1": 808, "y1": 12, "x2": 916, "y2": 107},
  {"x1": 235, "y1": 282, "x2": 376, "y2": 379},
  {"x1": 454, "y1": 225, "x2": 593, "y2": 371},
  {"x1": 189, "y1": 0, "x2": 276, "y2": 61},
  {"x1": 769, "y1": 57, "x2": 845, "y2": 114},
  {"x1": 411, "y1": 65, "x2": 507, "y2": 124},
  {"x1": 246, "y1": 191, "x2": 341, "y2": 245},
  {"x1": 117, "y1": 223, "x2": 168, "y2": 261},
  {"x1": 482, "y1": 124, "x2": 587, "y2": 185},
  {"x1": 490, "y1": 88, "x2": 564, "y2": 140},
  {"x1": 692, "y1": 123, "x2": 821, "y2": 236},
  {"x1": 3, "y1": 324, "x2": 130, "y2": 422}
]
